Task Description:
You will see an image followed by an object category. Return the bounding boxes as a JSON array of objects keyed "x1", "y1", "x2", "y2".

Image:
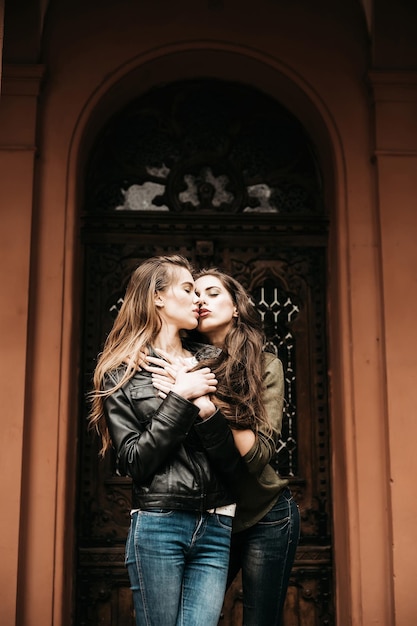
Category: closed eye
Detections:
[{"x1": 182, "y1": 281, "x2": 194, "y2": 293}]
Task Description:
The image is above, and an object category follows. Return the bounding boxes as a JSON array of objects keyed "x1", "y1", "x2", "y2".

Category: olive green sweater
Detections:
[
  {"x1": 194, "y1": 351, "x2": 288, "y2": 533},
  {"x1": 232, "y1": 352, "x2": 288, "y2": 532}
]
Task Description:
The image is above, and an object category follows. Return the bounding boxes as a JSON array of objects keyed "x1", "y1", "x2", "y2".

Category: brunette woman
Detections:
[
  {"x1": 89, "y1": 256, "x2": 237, "y2": 626},
  {"x1": 148, "y1": 268, "x2": 300, "y2": 626}
]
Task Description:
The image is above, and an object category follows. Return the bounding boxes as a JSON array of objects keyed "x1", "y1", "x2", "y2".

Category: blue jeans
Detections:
[
  {"x1": 125, "y1": 509, "x2": 232, "y2": 626},
  {"x1": 228, "y1": 488, "x2": 300, "y2": 626}
]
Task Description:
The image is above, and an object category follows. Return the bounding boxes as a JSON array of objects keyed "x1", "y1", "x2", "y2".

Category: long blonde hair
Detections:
[
  {"x1": 191, "y1": 269, "x2": 271, "y2": 435},
  {"x1": 89, "y1": 254, "x2": 194, "y2": 455}
]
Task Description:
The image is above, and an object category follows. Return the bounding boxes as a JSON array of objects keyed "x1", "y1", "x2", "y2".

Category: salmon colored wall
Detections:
[
  {"x1": 0, "y1": 64, "x2": 44, "y2": 626},
  {"x1": 1, "y1": 1, "x2": 417, "y2": 625},
  {"x1": 371, "y1": 71, "x2": 417, "y2": 625}
]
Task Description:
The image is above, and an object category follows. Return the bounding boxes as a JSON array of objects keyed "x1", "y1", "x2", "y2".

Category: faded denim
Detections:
[{"x1": 125, "y1": 508, "x2": 232, "y2": 626}]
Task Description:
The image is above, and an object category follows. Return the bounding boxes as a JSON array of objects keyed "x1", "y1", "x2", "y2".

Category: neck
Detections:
[
  {"x1": 153, "y1": 326, "x2": 185, "y2": 358},
  {"x1": 202, "y1": 330, "x2": 226, "y2": 349}
]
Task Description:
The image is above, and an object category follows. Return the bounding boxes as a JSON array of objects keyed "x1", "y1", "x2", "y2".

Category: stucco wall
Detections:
[
  {"x1": 371, "y1": 70, "x2": 417, "y2": 625},
  {"x1": 0, "y1": 63, "x2": 44, "y2": 626}
]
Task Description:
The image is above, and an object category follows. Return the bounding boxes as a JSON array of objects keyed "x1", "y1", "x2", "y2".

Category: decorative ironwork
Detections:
[
  {"x1": 84, "y1": 80, "x2": 324, "y2": 215},
  {"x1": 252, "y1": 283, "x2": 300, "y2": 477}
]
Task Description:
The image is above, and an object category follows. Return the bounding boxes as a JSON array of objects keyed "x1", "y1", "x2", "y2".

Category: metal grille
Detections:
[{"x1": 252, "y1": 283, "x2": 299, "y2": 477}]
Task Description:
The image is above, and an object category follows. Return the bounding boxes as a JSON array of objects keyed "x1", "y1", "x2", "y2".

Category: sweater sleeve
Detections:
[
  {"x1": 194, "y1": 410, "x2": 249, "y2": 497},
  {"x1": 194, "y1": 354, "x2": 285, "y2": 489},
  {"x1": 242, "y1": 354, "x2": 284, "y2": 474},
  {"x1": 103, "y1": 373, "x2": 200, "y2": 484}
]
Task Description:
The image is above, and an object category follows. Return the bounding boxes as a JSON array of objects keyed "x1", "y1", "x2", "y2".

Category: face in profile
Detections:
[{"x1": 156, "y1": 267, "x2": 200, "y2": 331}]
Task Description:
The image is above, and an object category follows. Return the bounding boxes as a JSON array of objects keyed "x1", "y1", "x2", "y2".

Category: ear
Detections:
[
  {"x1": 232, "y1": 307, "x2": 239, "y2": 318},
  {"x1": 155, "y1": 292, "x2": 164, "y2": 308}
]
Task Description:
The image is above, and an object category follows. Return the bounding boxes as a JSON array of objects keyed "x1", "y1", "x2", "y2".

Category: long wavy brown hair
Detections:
[
  {"x1": 191, "y1": 268, "x2": 272, "y2": 435},
  {"x1": 88, "y1": 254, "x2": 194, "y2": 455}
]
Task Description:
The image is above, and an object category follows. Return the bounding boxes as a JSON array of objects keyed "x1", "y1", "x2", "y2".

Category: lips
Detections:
[{"x1": 199, "y1": 308, "x2": 210, "y2": 318}]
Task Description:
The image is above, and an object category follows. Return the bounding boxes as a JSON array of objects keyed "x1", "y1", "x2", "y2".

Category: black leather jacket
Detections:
[{"x1": 103, "y1": 358, "x2": 238, "y2": 511}]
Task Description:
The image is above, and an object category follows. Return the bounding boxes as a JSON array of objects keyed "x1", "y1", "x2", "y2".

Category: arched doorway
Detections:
[{"x1": 76, "y1": 79, "x2": 333, "y2": 625}]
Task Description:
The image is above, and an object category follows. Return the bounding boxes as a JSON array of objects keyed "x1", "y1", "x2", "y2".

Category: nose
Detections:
[
  {"x1": 195, "y1": 292, "x2": 207, "y2": 306},
  {"x1": 193, "y1": 292, "x2": 201, "y2": 304}
]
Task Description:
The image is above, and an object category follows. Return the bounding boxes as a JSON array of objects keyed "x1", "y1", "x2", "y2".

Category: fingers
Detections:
[
  {"x1": 153, "y1": 349, "x2": 173, "y2": 363},
  {"x1": 145, "y1": 356, "x2": 183, "y2": 379},
  {"x1": 144, "y1": 364, "x2": 172, "y2": 377},
  {"x1": 153, "y1": 379, "x2": 174, "y2": 395},
  {"x1": 174, "y1": 370, "x2": 218, "y2": 399},
  {"x1": 146, "y1": 356, "x2": 170, "y2": 367},
  {"x1": 137, "y1": 351, "x2": 149, "y2": 367},
  {"x1": 151, "y1": 369, "x2": 216, "y2": 401},
  {"x1": 187, "y1": 367, "x2": 216, "y2": 381},
  {"x1": 152, "y1": 373, "x2": 174, "y2": 389},
  {"x1": 125, "y1": 348, "x2": 153, "y2": 370},
  {"x1": 146, "y1": 360, "x2": 218, "y2": 401}
]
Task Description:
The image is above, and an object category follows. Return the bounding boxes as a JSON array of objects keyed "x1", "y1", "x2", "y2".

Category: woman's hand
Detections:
[
  {"x1": 125, "y1": 350, "x2": 149, "y2": 370},
  {"x1": 146, "y1": 355, "x2": 217, "y2": 401},
  {"x1": 151, "y1": 369, "x2": 175, "y2": 399},
  {"x1": 144, "y1": 355, "x2": 182, "y2": 381},
  {"x1": 193, "y1": 395, "x2": 216, "y2": 420},
  {"x1": 145, "y1": 355, "x2": 185, "y2": 399},
  {"x1": 172, "y1": 366, "x2": 217, "y2": 401}
]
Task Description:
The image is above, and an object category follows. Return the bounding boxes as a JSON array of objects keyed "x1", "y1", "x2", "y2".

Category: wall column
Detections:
[
  {"x1": 370, "y1": 70, "x2": 417, "y2": 625},
  {"x1": 0, "y1": 63, "x2": 44, "y2": 626}
]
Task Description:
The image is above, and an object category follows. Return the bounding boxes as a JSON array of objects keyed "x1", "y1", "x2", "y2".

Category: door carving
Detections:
[{"x1": 76, "y1": 80, "x2": 333, "y2": 625}]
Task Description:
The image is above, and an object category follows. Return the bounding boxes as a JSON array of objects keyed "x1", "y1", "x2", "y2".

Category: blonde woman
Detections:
[{"x1": 89, "y1": 256, "x2": 237, "y2": 626}]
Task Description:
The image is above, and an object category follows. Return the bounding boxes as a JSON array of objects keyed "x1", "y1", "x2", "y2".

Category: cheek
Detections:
[
  {"x1": 218, "y1": 303, "x2": 236, "y2": 321},
  {"x1": 182, "y1": 295, "x2": 196, "y2": 311}
]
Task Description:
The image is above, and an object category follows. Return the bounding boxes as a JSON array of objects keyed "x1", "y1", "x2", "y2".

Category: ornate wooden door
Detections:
[{"x1": 76, "y1": 80, "x2": 333, "y2": 625}]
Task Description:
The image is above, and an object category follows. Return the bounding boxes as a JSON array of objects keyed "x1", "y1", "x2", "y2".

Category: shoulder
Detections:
[
  {"x1": 103, "y1": 365, "x2": 126, "y2": 384},
  {"x1": 262, "y1": 351, "x2": 283, "y2": 373},
  {"x1": 103, "y1": 366, "x2": 146, "y2": 391},
  {"x1": 261, "y1": 352, "x2": 284, "y2": 387}
]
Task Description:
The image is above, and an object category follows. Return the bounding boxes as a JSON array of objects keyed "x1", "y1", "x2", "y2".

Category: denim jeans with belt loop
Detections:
[{"x1": 125, "y1": 508, "x2": 233, "y2": 626}]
